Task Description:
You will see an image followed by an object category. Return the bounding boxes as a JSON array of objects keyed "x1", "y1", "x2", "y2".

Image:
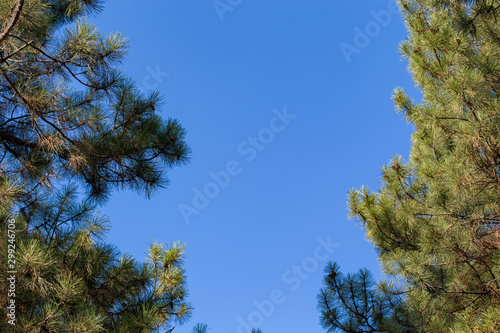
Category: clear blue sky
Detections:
[{"x1": 89, "y1": 1, "x2": 418, "y2": 332}]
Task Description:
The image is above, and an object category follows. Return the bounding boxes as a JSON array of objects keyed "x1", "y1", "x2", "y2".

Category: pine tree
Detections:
[
  {"x1": 189, "y1": 323, "x2": 262, "y2": 333},
  {"x1": 191, "y1": 323, "x2": 210, "y2": 333},
  {"x1": 317, "y1": 262, "x2": 414, "y2": 332},
  {"x1": 319, "y1": 0, "x2": 500, "y2": 331},
  {"x1": 1, "y1": 0, "x2": 191, "y2": 331},
  {"x1": 1, "y1": 185, "x2": 191, "y2": 332},
  {"x1": 0, "y1": 0, "x2": 189, "y2": 207}
]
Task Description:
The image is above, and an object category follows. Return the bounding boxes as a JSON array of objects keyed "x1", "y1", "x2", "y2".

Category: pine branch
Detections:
[{"x1": 0, "y1": 0, "x2": 24, "y2": 44}]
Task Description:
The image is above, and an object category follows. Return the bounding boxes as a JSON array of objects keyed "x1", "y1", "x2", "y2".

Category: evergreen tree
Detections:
[
  {"x1": 0, "y1": 0, "x2": 189, "y2": 207},
  {"x1": 191, "y1": 323, "x2": 210, "y2": 333},
  {"x1": 319, "y1": 0, "x2": 500, "y2": 331},
  {"x1": 318, "y1": 262, "x2": 414, "y2": 333},
  {"x1": 189, "y1": 323, "x2": 262, "y2": 333},
  {"x1": 1, "y1": 0, "x2": 191, "y2": 331},
  {"x1": 1, "y1": 185, "x2": 191, "y2": 332}
]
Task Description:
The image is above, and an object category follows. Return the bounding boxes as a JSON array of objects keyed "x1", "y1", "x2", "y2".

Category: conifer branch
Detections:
[{"x1": 0, "y1": 0, "x2": 24, "y2": 44}]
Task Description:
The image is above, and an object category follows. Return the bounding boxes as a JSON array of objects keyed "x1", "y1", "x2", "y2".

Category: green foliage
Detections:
[
  {"x1": 319, "y1": 0, "x2": 500, "y2": 332},
  {"x1": 0, "y1": 185, "x2": 191, "y2": 332},
  {"x1": 0, "y1": 0, "x2": 190, "y2": 205},
  {"x1": 0, "y1": 0, "x2": 191, "y2": 331},
  {"x1": 188, "y1": 323, "x2": 263, "y2": 333},
  {"x1": 318, "y1": 262, "x2": 414, "y2": 333},
  {"x1": 191, "y1": 323, "x2": 210, "y2": 333}
]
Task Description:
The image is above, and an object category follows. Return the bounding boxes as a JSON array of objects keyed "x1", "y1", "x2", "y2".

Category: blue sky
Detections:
[{"x1": 89, "y1": 1, "x2": 418, "y2": 332}]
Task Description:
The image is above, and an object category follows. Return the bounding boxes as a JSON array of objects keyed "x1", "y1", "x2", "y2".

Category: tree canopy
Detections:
[
  {"x1": 319, "y1": 0, "x2": 500, "y2": 331},
  {"x1": 0, "y1": 0, "x2": 189, "y2": 207},
  {"x1": 1, "y1": 0, "x2": 191, "y2": 331}
]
